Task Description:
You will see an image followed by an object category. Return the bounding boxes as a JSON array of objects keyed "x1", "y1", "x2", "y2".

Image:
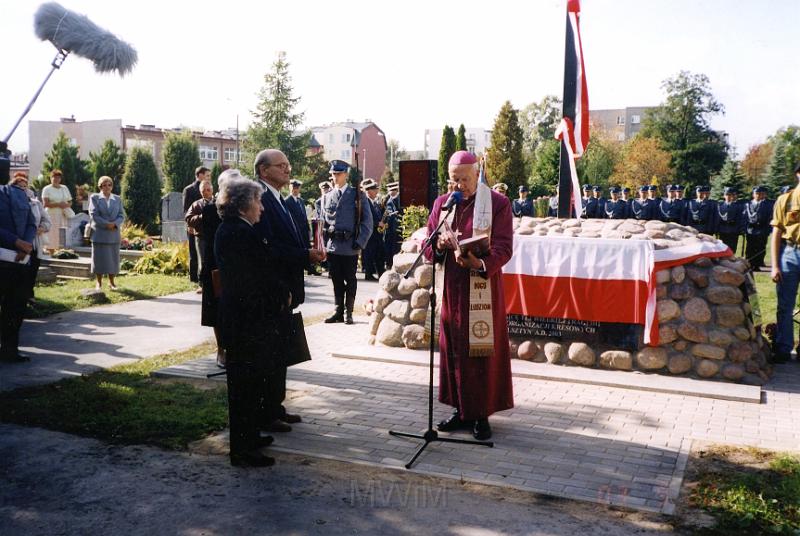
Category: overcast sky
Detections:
[{"x1": 3, "y1": 0, "x2": 798, "y2": 156}]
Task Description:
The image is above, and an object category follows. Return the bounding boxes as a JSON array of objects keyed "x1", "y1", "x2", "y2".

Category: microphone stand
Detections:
[{"x1": 389, "y1": 201, "x2": 493, "y2": 469}]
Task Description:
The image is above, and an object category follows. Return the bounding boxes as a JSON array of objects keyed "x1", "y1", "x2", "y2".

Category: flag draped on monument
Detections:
[{"x1": 556, "y1": 0, "x2": 589, "y2": 219}]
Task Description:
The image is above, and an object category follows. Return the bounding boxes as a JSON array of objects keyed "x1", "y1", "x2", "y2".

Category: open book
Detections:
[{"x1": 458, "y1": 234, "x2": 490, "y2": 258}]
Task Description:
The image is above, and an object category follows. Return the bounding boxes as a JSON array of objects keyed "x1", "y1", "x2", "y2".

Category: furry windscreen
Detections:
[{"x1": 34, "y1": 2, "x2": 137, "y2": 76}]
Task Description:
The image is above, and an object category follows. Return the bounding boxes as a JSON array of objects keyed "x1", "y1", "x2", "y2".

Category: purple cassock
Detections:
[{"x1": 426, "y1": 189, "x2": 515, "y2": 420}]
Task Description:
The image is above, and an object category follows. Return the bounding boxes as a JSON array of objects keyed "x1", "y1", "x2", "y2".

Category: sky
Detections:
[{"x1": 3, "y1": 0, "x2": 798, "y2": 157}]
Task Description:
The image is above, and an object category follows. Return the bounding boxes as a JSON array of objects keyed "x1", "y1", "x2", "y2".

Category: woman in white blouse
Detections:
[{"x1": 41, "y1": 169, "x2": 73, "y2": 252}]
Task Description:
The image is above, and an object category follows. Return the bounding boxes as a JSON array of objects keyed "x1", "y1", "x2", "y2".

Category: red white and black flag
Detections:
[{"x1": 556, "y1": 0, "x2": 589, "y2": 218}]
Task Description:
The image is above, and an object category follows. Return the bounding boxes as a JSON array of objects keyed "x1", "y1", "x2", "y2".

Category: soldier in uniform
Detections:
[
  {"x1": 658, "y1": 184, "x2": 685, "y2": 223},
  {"x1": 579, "y1": 184, "x2": 591, "y2": 217},
  {"x1": 621, "y1": 187, "x2": 631, "y2": 203},
  {"x1": 360, "y1": 178, "x2": 384, "y2": 281},
  {"x1": 683, "y1": 185, "x2": 718, "y2": 234},
  {"x1": 586, "y1": 185, "x2": 604, "y2": 218},
  {"x1": 630, "y1": 185, "x2": 650, "y2": 221},
  {"x1": 602, "y1": 187, "x2": 628, "y2": 219},
  {"x1": 646, "y1": 185, "x2": 662, "y2": 214},
  {"x1": 322, "y1": 160, "x2": 373, "y2": 324},
  {"x1": 717, "y1": 187, "x2": 745, "y2": 254},
  {"x1": 382, "y1": 181, "x2": 401, "y2": 268},
  {"x1": 512, "y1": 185, "x2": 534, "y2": 217},
  {"x1": 745, "y1": 185, "x2": 774, "y2": 271},
  {"x1": 674, "y1": 183, "x2": 686, "y2": 200}
]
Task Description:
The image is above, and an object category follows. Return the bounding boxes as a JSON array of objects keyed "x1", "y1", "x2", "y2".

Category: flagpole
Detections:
[{"x1": 558, "y1": 0, "x2": 578, "y2": 218}]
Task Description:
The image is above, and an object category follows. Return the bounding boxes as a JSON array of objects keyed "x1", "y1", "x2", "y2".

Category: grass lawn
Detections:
[
  {"x1": 29, "y1": 274, "x2": 196, "y2": 318},
  {"x1": 686, "y1": 446, "x2": 800, "y2": 535},
  {"x1": 0, "y1": 340, "x2": 228, "y2": 450}
]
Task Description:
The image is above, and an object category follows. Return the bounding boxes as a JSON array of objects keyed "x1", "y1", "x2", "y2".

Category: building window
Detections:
[
  {"x1": 127, "y1": 138, "x2": 154, "y2": 155},
  {"x1": 342, "y1": 133, "x2": 351, "y2": 143},
  {"x1": 616, "y1": 116, "x2": 625, "y2": 125},
  {"x1": 631, "y1": 115, "x2": 641, "y2": 124},
  {"x1": 341, "y1": 149, "x2": 350, "y2": 160},
  {"x1": 224, "y1": 147, "x2": 239, "y2": 163},
  {"x1": 199, "y1": 145, "x2": 218, "y2": 161}
]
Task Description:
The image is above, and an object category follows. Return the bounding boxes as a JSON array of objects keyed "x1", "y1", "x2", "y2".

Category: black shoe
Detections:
[
  {"x1": 344, "y1": 311, "x2": 354, "y2": 325},
  {"x1": 282, "y1": 413, "x2": 302, "y2": 424},
  {"x1": 473, "y1": 418, "x2": 492, "y2": 440},
  {"x1": 230, "y1": 450, "x2": 275, "y2": 467},
  {"x1": 365, "y1": 274, "x2": 377, "y2": 281},
  {"x1": 437, "y1": 411, "x2": 472, "y2": 432},
  {"x1": 0, "y1": 353, "x2": 30, "y2": 363},
  {"x1": 255, "y1": 435, "x2": 274, "y2": 448},
  {"x1": 264, "y1": 419, "x2": 292, "y2": 433},
  {"x1": 325, "y1": 311, "x2": 344, "y2": 323}
]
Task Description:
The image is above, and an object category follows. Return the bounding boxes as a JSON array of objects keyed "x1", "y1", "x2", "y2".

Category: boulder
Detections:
[
  {"x1": 644, "y1": 220, "x2": 668, "y2": 231},
  {"x1": 599, "y1": 351, "x2": 633, "y2": 370},
  {"x1": 721, "y1": 363, "x2": 745, "y2": 381},
  {"x1": 683, "y1": 297, "x2": 712, "y2": 323},
  {"x1": 636, "y1": 347, "x2": 668, "y2": 370},
  {"x1": 670, "y1": 282, "x2": 695, "y2": 301},
  {"x1": 727, "y1": 341, "x2": 754, "y2": 363},
  {"x1": 518, "y1": 340, "x2": 539, "y2": 361},
  {"x1": 677, "y1": 322, "x2": 709, "y2": 343},
  {"x1": 695, "y1": 359, "x2": 720, "y2": 378},
  {"x1": 618, "y1": 222, "x2": 645, "y2": 234},
  {"x1": 671, "y1": 265, "x2": 686, "y2": 284},
  {"x1": 397, "y1": 278, "x2": 418, "y2": 296},
  {"x1": 369, "y1": 313, "x2": 384, "y2": 336},
  {"x1": 720, "y1": 259, "x2": 748, "y2": 273},
  {"x1": 705, "y1": 286, "x2": 743, "y2": 305},
  {"x1": 716, "y1": 305, "x2": 746, "y2": 328},
  {"x1": 568, "y1": 342, "x2": 596, "y2": 366},
  {"x1": 691, "y1": 344, "x2": 726, "y2": 360},
  {"x1": 374, "y1": 290, "x2": 393, "y2": 314},
  {"x1": 392, "y1": 253, "x2": 419, "y2": 274},
  {"x1": 656, "y1": 286, "x2": 668, "y2": 299},
  {"x1": 657, "y1": 299, "x2": 681, "y2": 322},
  {"x1": 733, "y1": 326, "x2": 751, "y2": 341},
  {"x1": 379, "y1": 271, "x2": 402, "y2": 293},
  {"x1": 712, "y1": 266, "x2": 746, "y2": 287},
  {"x1": 673, "y1": 340, "x2": 689, "y2": 352},
  {"x1": 686, "y1": 267, "x2": 709, "y2": 287},
  {"x1": 656, "y1": 270, "x2": 672, "y2": 284},
  {"x1": 384, "y1": 300, "x2": 411, "y2": 323},
  {"x1": 400, "y1": 240, "x2": 419, "y2": 253},
  {"x1": 409, "y1": 308, "x2": 427, "y2": 325},
  {"x1": 414, "y1": 264, "x2": 433, "y2": 288},
  {"x1": 668, "y1": 354, "x2": 693, "y2": 374},
  {"x1": 708, "y1": 330, "x2": 734, "y2": 347},
  {"x1": 402, "y1": 325, "x2": 429, "y2": 349},
  {"x1": 544, "y1": 342, "x2": 564, "y2": 364},
  {"x1": 659, "y1": 324, "x2": 678, "y2": 344},
  {"x1": 410, "y1": 288, "x2": 430, "y2": 309},
  {"x1": 376, "y1": 318, "x2": 404, "y2": 347},
  {"x1": 693, "y1": 257, "x2": 713, "y2": 268},
  {"x1": 665, "y1": 229, "x2": 685, "y2": 240},
  {"x1": 644, "y1": 229, "x2": 666, "y2": 239},
  {"x1": 80, "y1": 289, "x2": 108, "y2": 303}
]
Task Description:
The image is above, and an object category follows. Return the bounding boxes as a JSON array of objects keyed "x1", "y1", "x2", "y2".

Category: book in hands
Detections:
[
  {"x1": 0, "y1": 247, "x2": 30, "y2": 264},
  {"x1": 458, "y1": 234, "x2": 490, "y2": 258}
]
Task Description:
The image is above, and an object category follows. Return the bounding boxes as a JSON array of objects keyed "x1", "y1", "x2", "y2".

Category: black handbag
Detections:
[{"x1": 285, "y1": 311, "x2": 311, "y2": 367}]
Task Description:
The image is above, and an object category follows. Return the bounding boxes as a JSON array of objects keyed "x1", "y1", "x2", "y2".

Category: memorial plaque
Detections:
[{"x1": 507, "y1": 314, "x2": 641, "y2": 351}]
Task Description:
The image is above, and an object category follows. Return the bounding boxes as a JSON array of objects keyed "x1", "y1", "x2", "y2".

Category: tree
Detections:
[
  {"x1": 768, "y1": 126, "x2": 800, "y2": 183},
  {"x1": 577, "y1": 132, "x2": 621, "y2": 188},
  {"x1": 486, "y1": 101, "x2": 526, "y2": 193},
  {"x1": 41, "y1": 130, "x2": 89, "y2": 209},
  {"x1": 519, "y1": 95, "x2": 562, "y2": 155},
  {"x1": 162, "y1": 130, "x2": 201, "y2": 193},
  {"x1": 529, "y1": 138, "x2": 561, "y2": 195},
  {"x1": 122, "y1": 147, "x2": 161, "y2": 233},
  {"x1": 640, "y1": 71, "x2": 728, "y2": 186},
  {"x1": 609, "y1": 135, "x2": 672, "y2": 190},
  {"x1": 740, "y1": 142, "x2": 773, "y2": 188},
  {"x1": 243, "y1": 51, "x2": 309, "y2": 175},
  {"x1": 384, "y1": 139, "x2": 409, "y2": 176},
  {"x1": 455, "y1": 124, "x2": 467, "y2": 151},
  {"x1": 87, "y1": 139, "x2": 125, "y2": 195},
  {"x1": 437, "y1": 125, "x2": 456, "y2": 192},
  {"x1": 710, "y1": 157, "x2": 747, "y2": 199},
  {"x1": 210, "y1": 161, "x2": 224, "y2": 191},
  {"x1": 762, "y1": 141, "x2": 790, "y2": 197}
]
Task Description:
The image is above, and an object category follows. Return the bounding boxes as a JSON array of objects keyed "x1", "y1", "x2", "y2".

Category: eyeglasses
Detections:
[{"x1": 269, "y1": 162, "x2": 291, "y2": 170}]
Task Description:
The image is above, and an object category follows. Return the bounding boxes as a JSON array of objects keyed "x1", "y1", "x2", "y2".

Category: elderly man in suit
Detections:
[
  {"x1": 254, "y1": 149, "x2": 326, "y2": 433},
  {"x1": 0, "y1": 180, "x2": 36, "y2": 362},
  {"x1": 183, "y1": 166, "x2": 210, "y2": 285}
]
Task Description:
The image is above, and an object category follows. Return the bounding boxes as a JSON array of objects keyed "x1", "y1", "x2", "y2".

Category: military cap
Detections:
[
  {"x1": 609, "y1": 186, "x2": 621, "y2": 193},
  {"x1": 696, "y1": 185, "x2": 710, "y2": 193},
  {"x1": 668, "y1": 184, "x2": 678, "y2": 192},
  {"x1": 638, "y1": 185, "x2": 648, "y2": 192},
  {"x1": 592, "y1": 185, "x2": 602, "y2": 192},
  {"x1": 675, "y1": 184, "x2": 685, "y2": 191},
  {"x1": 289, "y1": 179, "x2": 302, "y2": 187},
  {"x1": 723, "y1": 186, "x2": 739, "y2": 195},
  {"x1": 581, "y1": 184, "x2": 591, "y2": 191},
  {"x1": 360, "y1": 178, "x2": 378, "y2": 190},
  {"x1": 622, "y1": 187, "x2": 631, "y2": 193},
  {"x1": 386, "y1": 181, "x2": 399, "y2": 192},
  {"x1": 647, "y1": 185, "x2": 658, "y2": 191},
  {"x1": 519, "y1": 185, "x2": 529, "y2": 193},
  {"x1": 329, "y1": 159, "x2": 349, "y2": 173},
  {"x1": 753, "y1": 185, "x2": 768, "y2": 193}
]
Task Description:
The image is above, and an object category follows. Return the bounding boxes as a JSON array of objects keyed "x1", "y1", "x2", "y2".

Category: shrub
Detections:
[
  {"x1": 121, "y1": 222, "x2": 149, "y2": 240},
  {"x1": 400, "y1": 205, "x2": 429, "y2": 240},
  {"x1": 131, "y1": 242, "x2": 189, "y2": 275}
]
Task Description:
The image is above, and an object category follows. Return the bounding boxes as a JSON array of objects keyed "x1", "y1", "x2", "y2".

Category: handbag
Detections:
[{"x1": 285, "y1": 311, "x2": 311, "y2": 367}]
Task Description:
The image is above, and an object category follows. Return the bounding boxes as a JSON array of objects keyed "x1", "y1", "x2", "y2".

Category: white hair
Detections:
[{"x1": 217, "y1": 169, "x2": 243, "y2": 190}]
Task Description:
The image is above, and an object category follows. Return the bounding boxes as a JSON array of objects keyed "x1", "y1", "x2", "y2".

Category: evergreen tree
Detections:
[
  {"x1": 243, "y1": 51, "x2": 309, "y2": 174},
  {"x1": 210, "y1": 162, "x2": 224, "y2": 191},
  {"x1": 762, "y1": 141, "x2": 789, "y2": 197},
  {"x1": 455, "y1": 124, "x2": 467, "y2": 151},
  {"x1": 41, "y1": 131, "x2": 89, "y2": 209},
  {"x1": 640, "y1": 71, "x2": 728, "y2": 185},
  {"x1": 710, "y1": 157, "x2": 747, "y2": 199},
  {"x1": 437, "y1": 125, "x2": 456, "y2": 192},
  {"x1": 122, "y1": 147, "x2": 161, "y2": 233},
  {"x1": 162, "y1": 130, "x2": 202, "y2": 193},
  {"x1": 87, "y1": 139, "x2": 125, "y2": 194},
  {"x1": 486, "y1": 101, "x2": 526, "y2": 193},
  {"x1": 529, "y1": 138, "x2": 561, "y2": 195}
]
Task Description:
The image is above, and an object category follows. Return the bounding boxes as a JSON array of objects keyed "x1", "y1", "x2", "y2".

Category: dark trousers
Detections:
[
  {"x1": 187, "y1": 232, "x2": 198, "y2": 283},
  {"x1": 226, "y1": 362, "x2": 264, "y2": 455},
  {"x1": 328, "y1": 253, "x2": 358, "y2": 312},
  {"x1": 719, "y1": 233, "x2": 740, "y2": 256},
  {"x1": 361, "y1": 233, "x2": 384, "y2": 277},
  {"x1": 746, "y1": 234, "x2": 769, "y2": 270},
  {"x1": 383, "y1": 232, "x2": 400, "y2": 268},
  {"x1": 0, "y1": 262, "x2": 29, "y2": 358},
  {"x1": 26, "y1": 253, "x2": 41, "y2": 299},
  {"x1": 262, "y1": 366, "x2": 287, "y2": 424}
]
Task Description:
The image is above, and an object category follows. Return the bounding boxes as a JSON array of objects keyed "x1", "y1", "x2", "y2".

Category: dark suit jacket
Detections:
[
  {"x1": 182, "y1": 180, "x2": 202, "y2": 213},
  {"x1": 215, "y1": 217, "x2": 290, "y2": 369},
  {"x1": 284, "y1": 194, "x2": 310, "y2": 247},
  {"x1": 254, "y1": 186, "x2": 308, "y2": 309}
]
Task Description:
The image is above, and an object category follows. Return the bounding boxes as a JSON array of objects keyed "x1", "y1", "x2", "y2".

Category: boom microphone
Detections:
[
  {"x1": 3, "y1": 3, "x2": 138, "y2": 143},
  {"x1": 442, "y1": 191, "x2": 462, "y2": 211}
]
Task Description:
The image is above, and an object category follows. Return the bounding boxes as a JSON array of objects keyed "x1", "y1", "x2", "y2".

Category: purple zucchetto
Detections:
[{"x1": 448, "y1": 150, "x2": 478, "y2": 166}]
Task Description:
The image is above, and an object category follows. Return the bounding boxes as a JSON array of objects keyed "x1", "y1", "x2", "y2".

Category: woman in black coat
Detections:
[{"x1": 214, "y1": 178, "x2": 291, "y2": 468}]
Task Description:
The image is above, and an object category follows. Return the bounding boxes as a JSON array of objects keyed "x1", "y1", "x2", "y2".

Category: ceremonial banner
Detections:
[{"x1": 503, "y1": 236, "x2": 731, "y2": 346}]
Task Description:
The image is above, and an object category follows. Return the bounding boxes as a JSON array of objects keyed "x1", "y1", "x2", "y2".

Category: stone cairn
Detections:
[{"x1": 366, "y1": 217, "x2": 771, "y2": 385}]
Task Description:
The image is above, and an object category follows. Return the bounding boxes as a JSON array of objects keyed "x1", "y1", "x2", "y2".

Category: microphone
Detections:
[{"x1": 442, "y1": 191, "x2": 462, "y2": 211}]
